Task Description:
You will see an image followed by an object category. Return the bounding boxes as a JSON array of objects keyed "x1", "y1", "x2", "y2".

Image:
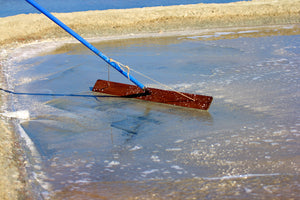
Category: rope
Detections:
[
  {"x1": 130, "y1": 68, "x2": 195, "y2": 101},
  {"x1": 107, "y1": 63, "x2": 110, "y2": 81},
  {"x1": 110, "y1": 58, "x2": 131, "y2": 79},
  {"x1": 109, "y1": 58, "x2": 195, "y2": 102},
  {"x1": 107, "y1": 63, "x2": 110, "y2": 86},
  {"x1": 124, "y1": 65, "x2": 130, "y2": 79}
]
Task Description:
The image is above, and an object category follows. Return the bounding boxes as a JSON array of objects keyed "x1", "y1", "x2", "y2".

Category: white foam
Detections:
[
  {"x1": 166, "y1": 148, "x2": 182, "y2": 152},
  {"x1": 283, "y1": 25, "x2": 294, "y2": 29},
  {"x1": 151, "y1": 155, "x2": 161, "y2": 162},
  {"x1": 62, "y1": 163, "x2": 73, "y2": 167},
  {"x1": 74, "y1": 179, "x2": 91, "y2": 184},
  {"x1": 17, "y1": 124, "x2": 51, "y2": 193},
  {"x1": 17, "y1": 124, "x2": 36, "y2": 157},
  {"x1": 203, "y1": 173, "x2": 282, "y2": 181},
  {"x1": 215, "y1": 31, "x2": 235, "y2": 36},
  {"x1": 129, "y1": 145, "x2": 143, "y2": 151},
  {"x1": 7, "y1": 41, "x2": 64, "y2": 63},
  {"x1": 191, "y1": 150, "x2": 201, "y2": 156},
  {"x1": 105, "y1": 169, "x2": 115, "y2": 173},
  {"x1": 171, "y1": 165, "x2": 183, "y2": 170},
  {"x1": 141, "y1": 169, "x2": 159, "y2": 175},
  {"x1": 237, "y1": 30, "x2": 259, "y2": 34},
  {"x1": 84, "y1": 163, "x2": 93, "y2": 169},
  {"x1": 106, "y1": 161, "x2": 120, "y2": 167},
  {"x1": 174, "y1": 139, "x2": 184, "y2": 143},
  {"x1": 186, "y1": 35, "x2": 213, "y2": 39},
  {"x1": 186, "y1": 32, "x2": 235, "y2": 40},
  {"x1": 1, "y1": 110, "x2": 30, "y2": 120}
]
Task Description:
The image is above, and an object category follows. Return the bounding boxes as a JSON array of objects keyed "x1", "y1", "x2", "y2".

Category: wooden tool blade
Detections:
[{"x1": 92, "y1": 80, "x2": 213, "y2": 110}]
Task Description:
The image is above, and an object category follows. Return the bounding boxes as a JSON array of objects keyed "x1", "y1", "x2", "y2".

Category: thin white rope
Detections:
[
  {"x1": 107, "y1": 63, "x2": 110, "y2": 81},
  {"x1": 109, "y1": 58, "x2": 195, "y2": 101}
]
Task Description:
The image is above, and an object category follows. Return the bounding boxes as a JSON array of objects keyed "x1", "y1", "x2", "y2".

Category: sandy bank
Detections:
[
  {"x1": 0, "y1": 0, "x2": 299, "y2": 199},
  {"x1": 0, "y1": 0, "x2": 299, "y2": 47},
  {"x1": 0, "y1": 83, "x2": 30, "y2": 199}
]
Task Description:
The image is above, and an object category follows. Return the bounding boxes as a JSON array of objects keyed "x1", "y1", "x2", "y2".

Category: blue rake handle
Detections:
[{"x1": 26, "y1": 0, "x2": 146, "y2": 90}]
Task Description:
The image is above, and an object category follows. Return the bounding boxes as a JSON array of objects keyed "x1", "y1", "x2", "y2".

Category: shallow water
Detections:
[
  {"x1": 0, "y1": 0, "x2": 244, "y2": 17},
  {"x1": 5, "y1": 32, "x2": 300, "y2": 199}
]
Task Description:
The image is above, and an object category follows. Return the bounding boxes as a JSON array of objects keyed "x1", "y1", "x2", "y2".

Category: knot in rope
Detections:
[{"x1": 110, "y1": 58, "x2": 130, "y2": 79}]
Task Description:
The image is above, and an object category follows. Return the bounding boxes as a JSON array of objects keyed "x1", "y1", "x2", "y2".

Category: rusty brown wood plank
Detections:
[{"x1": 92, "y1": 80, "x2": 213, "y2": 110}]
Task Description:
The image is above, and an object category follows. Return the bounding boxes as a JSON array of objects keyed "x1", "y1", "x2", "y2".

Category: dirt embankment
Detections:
[{"x1": 0, "y1": 0, "x2": 299, "y2": 47}]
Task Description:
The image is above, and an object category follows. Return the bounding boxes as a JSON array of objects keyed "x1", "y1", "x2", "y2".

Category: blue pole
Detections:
[{"x1": 25, "y1": 0, "x2": 145, "y2": 90}]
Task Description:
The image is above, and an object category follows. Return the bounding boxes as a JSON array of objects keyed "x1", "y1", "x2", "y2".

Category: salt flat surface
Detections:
[{"x1": 5, "y1": 33, "x2": 299, "y2": 199}]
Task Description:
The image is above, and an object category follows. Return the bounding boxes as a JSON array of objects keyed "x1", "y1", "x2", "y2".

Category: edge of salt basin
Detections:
[
  {"x1": 0, "y1": 0, "x2": 299, "y2": 199},
  {"x1": 1, "y1": 0, "x2": 300, "y2": 48}
]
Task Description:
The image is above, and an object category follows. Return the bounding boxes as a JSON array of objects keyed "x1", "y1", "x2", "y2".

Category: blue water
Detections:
[
  {"x1": 1, "y1": 0, "x2": 247, "y2": 17},
  {"x1": 6, "y1": 32, "x2": 300, "y2": 199}
]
